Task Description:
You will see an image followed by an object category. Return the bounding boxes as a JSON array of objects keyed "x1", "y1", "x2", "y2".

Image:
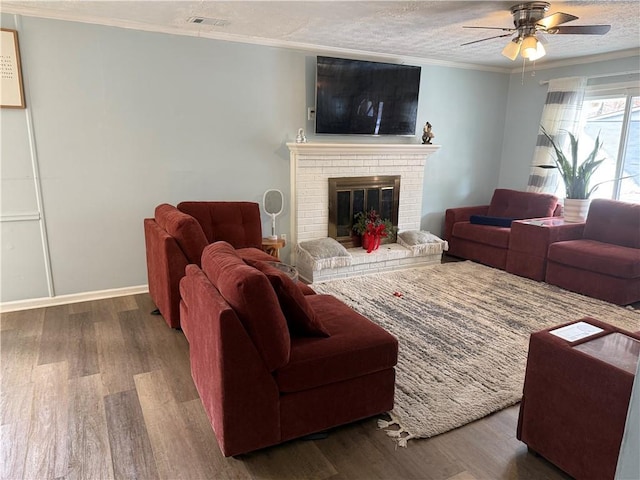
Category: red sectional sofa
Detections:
[
  {"x1": 179, "y1": 241, "x2": 399, "y2": 456},
  {"x1": 444, "y1": 189, "x2": 560, "y2": 270},
  {"x1": 545, "y1": 199, "x2": 640, "y2": 305},
  {"x1": 144, "y1": 202, "x2": 276, "y2": 328}
]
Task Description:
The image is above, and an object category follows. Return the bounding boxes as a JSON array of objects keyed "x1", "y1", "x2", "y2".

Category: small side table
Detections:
[
  {"x1": 266, "y1": 261, "x2": 298, "y2": 283},
  {"x1": 517, "y1": 318, "x2": 639, "y2": 480},
  {"x1": 506, "y1": 217, "x2": 585, "y2": 281},
  {"x1": 262, "y1": 237, "x2": 285, "y2": 259}
]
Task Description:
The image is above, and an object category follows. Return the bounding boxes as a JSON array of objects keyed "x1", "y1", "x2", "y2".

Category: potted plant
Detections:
[
  {"x1": 538, "y1": 126, "x2": 610, "y2": 222},
  {"x1": 352, "y1": 210, "x2": 395, "y2": 253}
]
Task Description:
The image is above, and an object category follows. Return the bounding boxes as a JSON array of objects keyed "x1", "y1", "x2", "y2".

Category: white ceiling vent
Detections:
[{"x1": 188, "y1": 16, "x2": 229, "y2": 27}]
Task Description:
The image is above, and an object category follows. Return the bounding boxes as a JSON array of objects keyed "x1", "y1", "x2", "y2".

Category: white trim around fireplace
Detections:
[{"x1": 287, "y1": 142, "x2": 441, "y2": 256}]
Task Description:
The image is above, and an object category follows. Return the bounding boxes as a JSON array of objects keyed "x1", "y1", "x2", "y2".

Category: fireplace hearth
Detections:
[{"x1": 328, "y1": 176, "x2": 400, "y2": 248}]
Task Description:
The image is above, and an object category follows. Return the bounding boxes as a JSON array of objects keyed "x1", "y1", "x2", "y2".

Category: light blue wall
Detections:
[
  {"x1": 1, "y1": 14, "x2": 513, "y2": 302},
  {"x1": 3, "y1": 12, "x2": 634, "y2": 303},
  {"x1": 498, "y1": 54, "x2": 640, "y2": 190}
]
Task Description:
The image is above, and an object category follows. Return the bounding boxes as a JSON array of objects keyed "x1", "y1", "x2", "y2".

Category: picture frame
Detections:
[{"x1": 1, "y1": 28, "x2": 26, "y2": 109}]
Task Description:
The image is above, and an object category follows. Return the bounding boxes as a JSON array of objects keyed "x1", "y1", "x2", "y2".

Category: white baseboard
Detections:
[{"x1": 0, "y1": 285, "x2": 150, "y2": 313}]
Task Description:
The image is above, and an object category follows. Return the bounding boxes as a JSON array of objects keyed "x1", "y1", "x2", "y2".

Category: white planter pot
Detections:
[{"x1": 563, "y1": 198, "x2": 591, "y2": 223}]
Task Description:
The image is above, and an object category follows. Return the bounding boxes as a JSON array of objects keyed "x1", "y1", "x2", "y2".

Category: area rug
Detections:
[{"x1": 312, "y1": 261, "x2": 640, "y2": 446}]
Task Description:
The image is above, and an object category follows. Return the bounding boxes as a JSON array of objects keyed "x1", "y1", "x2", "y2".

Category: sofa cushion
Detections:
[
  {"x1": 178, "y1": 201, "x2": 263, "y2": 249},
  {"x1": 236, "y1": 247, "x2": 279, "y2": 263},
  {"x1": 583, "y1": 199, "x2": 640, "y2": 249},
  {"x1": 274, "y1": 295, "x2": 398, "y2": 393},
  {"x1": 451, "y1": 222, "x2": 511, "y2": 249},
  {"x1": 487, "y1": 189, "x2": 558, "y2": 219},
  {"x1": 469, "y1": 215, "x2": 516, "y2": 228},
  {"x1": 201, "y1": 242, "x2": 290, "y2": 371},
  {"x1": 244, "y1": 259, "x2": 329, "y2": 337},
  {"x1": 155, "y1": 204, "x2": 208, "y2": 264},
  {"x1": 548, "y1": 239, "x2": 640, "y2": 279}
]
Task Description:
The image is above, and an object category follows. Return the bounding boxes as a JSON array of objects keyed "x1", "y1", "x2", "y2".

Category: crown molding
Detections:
[
  {"x1": 2, "y1": 6, "x2": 511, "y2": 73},
  {"x1": 510, "y1": 48, "x2": 640, "y2": 74}
]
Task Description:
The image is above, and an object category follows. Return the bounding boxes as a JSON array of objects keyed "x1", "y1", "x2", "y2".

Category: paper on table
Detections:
[{"x1": 549, "y1": 321, "x2": 604, "y2": 342}]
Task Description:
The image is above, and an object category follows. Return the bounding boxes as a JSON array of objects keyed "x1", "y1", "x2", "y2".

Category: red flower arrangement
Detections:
[{"x1": 352, "y1": 210, "x2": 393, "y2": 253}]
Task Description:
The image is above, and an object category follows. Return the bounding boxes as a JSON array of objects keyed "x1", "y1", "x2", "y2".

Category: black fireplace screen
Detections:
[{"x1": 328, "y1": 175, "x2": 400, "y2": 247}]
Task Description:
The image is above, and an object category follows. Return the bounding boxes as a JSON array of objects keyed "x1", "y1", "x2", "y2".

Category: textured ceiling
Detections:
[{"x1": 2, "y1": 1, "x2": 639, "y2": 69}]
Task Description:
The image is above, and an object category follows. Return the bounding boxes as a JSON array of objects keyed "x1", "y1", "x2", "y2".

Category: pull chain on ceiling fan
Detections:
[{"x1": 461, "y1": 2, "x2": 611, "y2": 62}]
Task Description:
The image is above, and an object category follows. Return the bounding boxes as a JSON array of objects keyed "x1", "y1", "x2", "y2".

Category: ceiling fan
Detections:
[{"x1": 461, "y1": 2, "x2": 611, "y2": 61}]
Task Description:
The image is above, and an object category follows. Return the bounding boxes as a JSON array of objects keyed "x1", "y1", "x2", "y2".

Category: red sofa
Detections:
[
  {"x1": 444, "y1": 189, "x2": 560, "y2": 270},
  {"x1": 144, "y1": 202, "x2": 276, "y2": 328},
  {"x1": 179, "y1": 241, "x2": 398, "y2": 456},
  {"x1": 545, "y1": 199, "x2": 640, "y2": 305}
]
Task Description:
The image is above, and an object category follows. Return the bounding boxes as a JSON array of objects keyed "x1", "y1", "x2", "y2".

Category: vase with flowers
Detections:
[{"x1": 352, "y1": 210, "x2": 395, "y2": 253}]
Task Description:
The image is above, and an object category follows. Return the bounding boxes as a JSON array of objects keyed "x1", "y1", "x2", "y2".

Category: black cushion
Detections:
[{"x1": 469, "y1": 215, "x2": 516, "y2": 228}]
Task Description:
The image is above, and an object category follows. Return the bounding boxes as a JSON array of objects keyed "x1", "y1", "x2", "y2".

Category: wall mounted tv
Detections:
[{"x1": 315, "y1": 56, "x2": 421, "y2": 136}]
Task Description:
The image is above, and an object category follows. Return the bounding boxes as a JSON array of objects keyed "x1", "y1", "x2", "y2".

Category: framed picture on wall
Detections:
[{"x1": 1, "y1": 28, "x2": 26, "y2": 109}]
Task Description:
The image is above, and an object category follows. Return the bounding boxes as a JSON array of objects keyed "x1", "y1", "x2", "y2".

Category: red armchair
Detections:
[
  {"x1": 545, "y1": 199, "x2": 640, "y2": 305},
  {"x1": 144, "y1": 202, "x2": 275, "y2": 328},
  {"x1": 444, "y1": 189, "x2": 560, "y2": 270},
  {"x1": 179, "y1": 242, "x2": 398, "y2": 456}
]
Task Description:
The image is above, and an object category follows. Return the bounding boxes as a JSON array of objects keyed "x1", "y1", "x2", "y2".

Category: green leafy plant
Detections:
[
  {"x1": 352, "y1": 210, "x2": 396, "y2": 241},
  {"x1": 538, "y1": 126, "x2": 616, "y2": 199}
]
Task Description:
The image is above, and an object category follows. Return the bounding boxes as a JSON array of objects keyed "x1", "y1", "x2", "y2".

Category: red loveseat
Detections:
[
  {"x1": 444, "y1": 189, "x2": 560, "y2": 270},
  {"x1": 545, "y1": 199, "x2": 640, "y2": 305},
  {"x1": 144, "y1": 202, "x2": 276, "y2": 328},
  {"x1": 179, "y1": 242, "x2": 398, "y2": 456}
]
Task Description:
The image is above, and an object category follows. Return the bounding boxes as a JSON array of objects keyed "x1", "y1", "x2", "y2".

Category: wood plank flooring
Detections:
[{"x1": 1, "y1": 293, "x2": 572, "y2": 480}]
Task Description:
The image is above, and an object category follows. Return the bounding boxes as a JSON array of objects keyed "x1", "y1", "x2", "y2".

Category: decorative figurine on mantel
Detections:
[
  {"x1": 295, "y1": 128, "x2": 307, "y2": 143},
  {"x1": 422, "y1": 122, "x2": 434, "y2": 145}
]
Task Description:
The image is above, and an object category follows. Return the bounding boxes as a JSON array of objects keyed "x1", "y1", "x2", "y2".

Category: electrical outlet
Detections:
[{"x1": 307, "y1": 107, "x2": 315, "y2": 121}]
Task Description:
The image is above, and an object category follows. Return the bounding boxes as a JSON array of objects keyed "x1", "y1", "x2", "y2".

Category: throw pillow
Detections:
[
  {"x1": 469, "y1": 215, "x2": 516, "y2": 228},
  {"x1": 245, "y1": 259, "x2": 330, "y2": 337},
  {"x1": 295, "y1": 237, "x2": 352, "y2": 271},
  {"x1": 397, "y1": 230, "x2": 449, "y2": 255}
]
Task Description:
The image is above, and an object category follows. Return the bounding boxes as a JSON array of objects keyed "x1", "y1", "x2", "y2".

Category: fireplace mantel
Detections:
[
  {"x1": 287, "y1": 142, "x2": 441, "y2": 156},
  {"x1": 287, "y1": 141, "x2": 441, "y2": 253}
]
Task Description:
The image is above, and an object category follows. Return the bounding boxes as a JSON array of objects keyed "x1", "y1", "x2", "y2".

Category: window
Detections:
[{"x1": 578, "y1": 87, "x2": 639, "y2": 203}]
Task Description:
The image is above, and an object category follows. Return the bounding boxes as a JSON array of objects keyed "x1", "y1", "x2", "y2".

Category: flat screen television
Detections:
[{"x1": 315, "y1": 56, "x2": 421, "y2": 136}]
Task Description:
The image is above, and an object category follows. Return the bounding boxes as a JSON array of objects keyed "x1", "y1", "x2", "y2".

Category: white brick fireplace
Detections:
[
  {"x1": 287, "y1": 142, "x2": 441, "y2": 281},
  {"x1": 287, "y1": 142, "x2": 440, "y2": 245}
]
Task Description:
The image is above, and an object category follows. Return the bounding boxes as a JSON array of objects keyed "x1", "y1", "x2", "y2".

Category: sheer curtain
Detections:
[{"x1": 527, "y1": 76, "x2": 587, "y2": 195}]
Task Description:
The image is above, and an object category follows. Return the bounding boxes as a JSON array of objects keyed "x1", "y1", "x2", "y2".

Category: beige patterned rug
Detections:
[{"x1": 313, "y1": 261, "x2": 640, "y2": 446}]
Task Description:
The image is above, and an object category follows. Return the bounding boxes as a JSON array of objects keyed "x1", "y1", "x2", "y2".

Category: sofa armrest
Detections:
[
  {"x1": 179, "y1": 265, "x2": 281, "y2": 457},
  {"x1": 545, "y1": 222, "x2": 586, "y2": 244},
  {"x1": 444, "y1": 205, "x2": 490, "y2": 240},
  {"x1": 144, "y1": 218, "x2": 189, "y2": 328}
]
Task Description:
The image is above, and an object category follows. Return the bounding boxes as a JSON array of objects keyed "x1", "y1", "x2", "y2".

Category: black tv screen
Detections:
[{"x1": 315, "y1": 56, "x2": 421, "y2": 136}]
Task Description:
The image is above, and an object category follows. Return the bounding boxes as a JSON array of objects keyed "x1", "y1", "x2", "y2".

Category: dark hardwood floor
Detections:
[{"x1": 1, "y1": 293, "x2": 571, "y2": 480}]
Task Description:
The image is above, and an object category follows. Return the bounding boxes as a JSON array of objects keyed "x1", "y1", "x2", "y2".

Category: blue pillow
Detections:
[{"x1": 469, "y1": 215, "x2": 516, "y2": 227}]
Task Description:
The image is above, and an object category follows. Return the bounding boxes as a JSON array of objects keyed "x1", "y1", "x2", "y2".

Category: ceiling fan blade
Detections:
[
  {"x1": 548, "y1": 25, "x2": 612, "y2": 35},
  {"x1": 460, "y1": 33, "x2": 513, "y2": 47},
  {"x1": 537, "y1": 12, "x2": 579, "y2": 29},
  {"x1": 463, "y1": 26, "x2": 516, "y2": 32}
]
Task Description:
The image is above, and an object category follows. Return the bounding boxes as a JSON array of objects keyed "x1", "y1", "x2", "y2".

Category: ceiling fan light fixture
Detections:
[
  {"x1": 501, "y1": 39, "x2": 521, "y2": 60},
  {"x1": 528, "y1": 40, "x2": 546, "y2": 61},
  {"x1": 521, "y1": 35, "x2": 539, "y2": 58}
]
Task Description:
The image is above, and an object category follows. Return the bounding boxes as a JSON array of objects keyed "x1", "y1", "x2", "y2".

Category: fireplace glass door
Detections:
[{"x1": 329, "y1": 176, "x2": 400, "y2": 247}]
